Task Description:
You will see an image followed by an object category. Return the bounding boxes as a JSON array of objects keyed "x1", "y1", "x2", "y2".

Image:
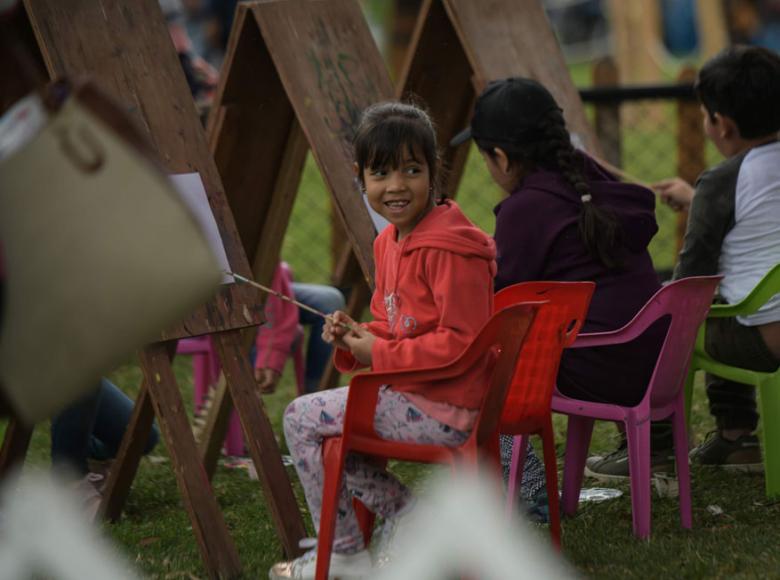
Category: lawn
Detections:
[{"x1": 6, "y1": 359, "x2": 778, "y2": 579}]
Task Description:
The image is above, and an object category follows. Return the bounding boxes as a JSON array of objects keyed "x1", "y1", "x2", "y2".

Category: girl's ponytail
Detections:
[
  {"x1": 579, "y1": 197, "x2": 623, "y2": 270},
  {"x1": 551, "y1": 125, "x2": 624, "y2": 269}
]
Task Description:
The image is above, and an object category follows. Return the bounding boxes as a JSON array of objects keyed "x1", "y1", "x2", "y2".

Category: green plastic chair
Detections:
[{"x1": 684, "y1": 263, "x2": 780, "y2": 498}]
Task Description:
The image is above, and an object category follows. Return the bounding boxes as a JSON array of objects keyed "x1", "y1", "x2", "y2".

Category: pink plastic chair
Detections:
[
  {"x1": 552, "y1": 275, "x2": 721, "y2": 539},
  {"x1": 177, "y1": 332, "x2": 305, "y2": 456}
]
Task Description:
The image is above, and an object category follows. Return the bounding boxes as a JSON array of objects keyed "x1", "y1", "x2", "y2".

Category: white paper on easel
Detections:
[{"x1": 169, "y1": 172, "x2": 232, "y2": 283}]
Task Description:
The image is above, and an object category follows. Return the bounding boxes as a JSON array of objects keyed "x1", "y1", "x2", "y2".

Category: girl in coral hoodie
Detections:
[{"x1": 269, "y1": 102, "x2": 496, "y2": 580}]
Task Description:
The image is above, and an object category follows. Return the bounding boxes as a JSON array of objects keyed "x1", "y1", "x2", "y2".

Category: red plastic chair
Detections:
[
  {"x1": 552, "y1": 276, "x2": 721, "y2": 539},
  {"x1": 496, "y1": 281, "x2": 595, "y2": 548},
  {"x1": 177, "y1": 331, "x2": 305, "y2": 456},
  {"x1": 314, "y1": 303, "x2": 542, "y2": 580}
]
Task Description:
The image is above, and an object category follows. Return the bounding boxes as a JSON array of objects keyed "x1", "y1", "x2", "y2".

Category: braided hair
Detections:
[{"x1": 476, "y1": 109, "x2": 624, "y2": 270}]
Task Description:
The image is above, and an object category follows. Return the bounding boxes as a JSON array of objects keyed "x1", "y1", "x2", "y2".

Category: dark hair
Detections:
[
  {"x1": 696, "y1": 45, "x2": 780, "y2": 139},
  {"x1": 353, "y1": 101, "x2": 442, "y2": 199},
  {"x1": 476, "y1": 109, "x2": 624, "y2": 270}
]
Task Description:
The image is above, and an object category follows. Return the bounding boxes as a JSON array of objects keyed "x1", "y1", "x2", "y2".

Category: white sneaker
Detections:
[{"x1": 268, "y1": 547, "x2": 371, "y2": 580}]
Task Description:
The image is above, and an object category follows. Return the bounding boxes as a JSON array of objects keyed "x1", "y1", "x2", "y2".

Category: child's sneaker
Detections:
[
  {"x1": 689, "y1": 431, "x2": 763, "y2": 473},
  {"x1": 268, "y1": 547, "x2": 371, "y2": 580},
  {"x1": 585, "y1": 446, "x2": 675, "y2": 481},
  {"x1": 524, "y1": 489, "x2": 550, "y2": 524}
]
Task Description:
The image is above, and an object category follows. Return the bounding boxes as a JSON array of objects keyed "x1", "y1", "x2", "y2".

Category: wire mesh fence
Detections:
[{"x1": 280, "y1": 91, "x2": 722, "y2": 287}]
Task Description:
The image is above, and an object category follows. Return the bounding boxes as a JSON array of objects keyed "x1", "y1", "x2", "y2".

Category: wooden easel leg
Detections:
[
  {"x1": 214, "y1": 330, "x2": 307, "y2": 558},
  {"x1": 0, "y1": 415, "x2": 33, "y2": 478},
  {"x1": 140, "y1": 343, "x2": 242, "y2": 579},
  {"x1": 99, "y1": 382, "x2": 156, "y2": 522},
  {"x1": 197, "y1": 373, "x2": 234, "y2": 480}
]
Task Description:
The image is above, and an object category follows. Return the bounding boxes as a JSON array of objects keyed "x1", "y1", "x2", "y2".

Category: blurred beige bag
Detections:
[{"x1": 0, "y1": 87, "x2": 221, "y2": 422}]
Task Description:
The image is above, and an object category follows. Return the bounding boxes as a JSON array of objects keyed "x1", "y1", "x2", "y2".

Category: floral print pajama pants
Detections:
[{"x1": 283, "y1": 386, "x2": 468, "y2": 554}]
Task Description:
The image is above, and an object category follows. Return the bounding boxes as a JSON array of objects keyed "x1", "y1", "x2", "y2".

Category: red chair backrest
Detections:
[
  {"x1": 494, "y1": 282, "x2": 595, "y2": 433},
  {"x1": 342, "y1": 302, "x2": 542, "y2": 450},
  {"x1": 468, "y1": 303, "x2": 543, "y2": 448}
]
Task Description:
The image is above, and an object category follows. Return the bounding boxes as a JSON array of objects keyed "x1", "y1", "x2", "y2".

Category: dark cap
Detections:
[{"x1": 450, "y1": 77, "x2": 562, "y2": 147}]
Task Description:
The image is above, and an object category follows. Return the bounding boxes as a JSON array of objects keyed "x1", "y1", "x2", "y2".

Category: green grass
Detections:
[{"x1": 4, "y1": 359, "x2": 779, "y2": 579}]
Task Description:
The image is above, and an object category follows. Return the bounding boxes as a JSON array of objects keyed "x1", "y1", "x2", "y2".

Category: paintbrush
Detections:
[
  {"x1": 224, "y1": 270, "x2": 357, "y2": 332},
  {"x1": 591, "y1": 154, "x2": 654, "y2": 190}
]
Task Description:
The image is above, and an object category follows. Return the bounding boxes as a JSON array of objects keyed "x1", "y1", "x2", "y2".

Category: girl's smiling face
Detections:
[{"x1": 362, "y1": 146, "x2": 433, "y2": 240}]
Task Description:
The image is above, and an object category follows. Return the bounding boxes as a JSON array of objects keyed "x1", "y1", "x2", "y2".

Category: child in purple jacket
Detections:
[{"x1": 452, "y1": 77, "x2": 668, "y2": 486}]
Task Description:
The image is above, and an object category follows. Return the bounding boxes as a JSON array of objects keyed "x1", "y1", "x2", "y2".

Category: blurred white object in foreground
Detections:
[
  {"x1": 375, "y1": 470, "x2": 577, "y2": 580},
  {"x1": 0, "y1": 471, "x2": 139, "y2": 580}
]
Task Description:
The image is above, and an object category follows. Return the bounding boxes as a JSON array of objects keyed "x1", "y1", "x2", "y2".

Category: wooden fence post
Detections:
[
  {"x1": 592, "y1": 56, "x2": 621, "y2": 167},
  {"x1": 675, "y1": 66, "x2": 705, "y2": 258}
]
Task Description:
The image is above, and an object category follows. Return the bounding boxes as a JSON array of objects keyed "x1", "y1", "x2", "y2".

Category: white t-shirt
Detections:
[{"x1": 719, "y1": 141, "x2": 780, "y2": 325}]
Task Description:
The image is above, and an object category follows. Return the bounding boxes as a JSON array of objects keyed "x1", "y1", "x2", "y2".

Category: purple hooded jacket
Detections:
[{"x1": 494, "y1": 154, "x2": 665, "y2": 405}]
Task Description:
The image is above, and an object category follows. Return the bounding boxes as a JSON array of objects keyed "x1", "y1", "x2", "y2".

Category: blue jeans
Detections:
[
  {"x1": 51, "y1": 377, "x2": 159, "y2": 476},
  {"x1": 292, "y1": 283, "x2": 345, "y2": 393}
]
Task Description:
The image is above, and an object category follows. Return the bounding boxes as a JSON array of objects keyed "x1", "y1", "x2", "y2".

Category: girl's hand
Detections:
[
  {"x1": 254, "y1": 367, "x2": 281, "y2": 394},
  {"x1": 652, "y1": 177, "x2": 694, "y2": 212},
  {"x1": 343, "y1": 325, "x2": 376, "y2": 366},
  {"x1": 322, "y1": 310, "x2": 357, "y2": 351}
]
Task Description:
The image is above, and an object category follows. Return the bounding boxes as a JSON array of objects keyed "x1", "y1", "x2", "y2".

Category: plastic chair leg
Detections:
[
  {"x1": 561, "y1": 415, "x2": 594, "y2": 517},
  {"x1": 758, "y1": 375, "x2": 780, "y2": 498},
  {"x1": 505, "y1": 434, "x2": 529, "y2": 517},
  {"x1": 224, "y1": 411, "x2": 244, "y2": 456},
  {"x1": 671, "y1": 402, "x2": 692, "y2": 529},
  {"x1": 353, "y1": 499, "x2": 375, "y2": 547},
  {"x1": 317, "y1": 438, "x2": 347, "y2": 580},
  {"x1": 683, "y1": 364, "x2": 698, "y2": 426},
  {"x1": 541, "y1": 420, "x2": 561, "y2": 548},
  {"x1": 626, "y1": 418, "x2": 652, "y2": 539}
]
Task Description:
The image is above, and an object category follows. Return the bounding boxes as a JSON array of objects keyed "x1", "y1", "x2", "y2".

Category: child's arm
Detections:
[
  {"x1": 254, "y1": 264, "x2": 299, "y2": 393},
  {"x1": 674, "y1": 169, "x2": 729, "y2": 279},
  {"x1": 653, "y1": 177, "x2": 694, "y2": 212}
]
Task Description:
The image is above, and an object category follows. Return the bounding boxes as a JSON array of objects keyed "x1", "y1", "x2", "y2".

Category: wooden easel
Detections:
[
  {"x1": 2, "y1": 1, "x2": 306, "y2": 577},
  {"x1": 203, "y1": 0, "x2": 394, "y2": 399},
  {"x1": 401, "y1": 0, "x2": 601, "y2": 195}
]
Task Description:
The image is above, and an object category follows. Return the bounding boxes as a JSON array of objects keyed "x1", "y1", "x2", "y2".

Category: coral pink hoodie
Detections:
[{"x1": 335, "y1": 201, "x2": 496, "y2": 426}]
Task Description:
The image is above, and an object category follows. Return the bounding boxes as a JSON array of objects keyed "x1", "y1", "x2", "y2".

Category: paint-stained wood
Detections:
[
  {"x1": 207, "y1": 0, "x2": 401, "y2": 390},
  {"x1": 401, "y1": 0, "x2": 601, "y2": 180},
  {"x1": 23, "y1": 0, "x2": 264, "y2": 338},
  {"x1": 245, "y1": 0, "x2": 393, "y2": 286},
  {"x1": 207, "y1": 7, "x2": 307, "y2": 287},
  {"x1": 17, "y1": 1, "x2": 304, "y2": 575},
  {"x1": 397, "y1": 0, "x2": 474, "y2": 196}
]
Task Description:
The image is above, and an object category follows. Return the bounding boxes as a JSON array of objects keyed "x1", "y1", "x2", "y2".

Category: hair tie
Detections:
[{"x1": 581, "y1": 194, "x2": 592, "y2": 203}]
